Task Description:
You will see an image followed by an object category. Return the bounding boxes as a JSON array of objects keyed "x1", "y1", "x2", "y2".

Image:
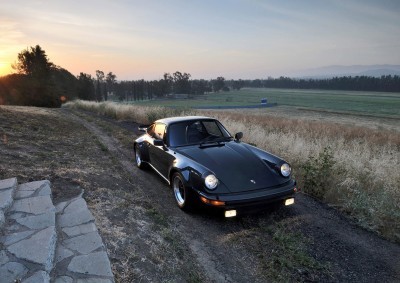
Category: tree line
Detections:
[
  {"x1": 234, "y1": 76, "x2": 400, "y2": 92},
  {"x1": 109, "y1": 75, "x2": 400, "y2": 102},
  {"x1": 0, "y1": 45, "x2": 399, "y2": 107}
]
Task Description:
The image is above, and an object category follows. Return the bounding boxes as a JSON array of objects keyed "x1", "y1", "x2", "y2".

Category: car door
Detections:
[{"x1": 148, "y1": 123, "x2": 171, "y2": 179}]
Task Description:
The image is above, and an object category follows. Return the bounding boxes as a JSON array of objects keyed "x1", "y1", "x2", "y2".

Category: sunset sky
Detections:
[{"x1": 1, "y1": 0, "x2": 399, "y2": 80}]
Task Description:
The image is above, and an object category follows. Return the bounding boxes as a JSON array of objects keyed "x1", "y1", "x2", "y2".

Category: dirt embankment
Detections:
[{"x1": 1, "y1": 106, "x2": 399, "y2": 282}]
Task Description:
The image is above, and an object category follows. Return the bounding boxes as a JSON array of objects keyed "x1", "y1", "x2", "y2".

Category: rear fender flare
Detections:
[{"x1": 134, "y1": 142, "x2": 150, "y2": 162}]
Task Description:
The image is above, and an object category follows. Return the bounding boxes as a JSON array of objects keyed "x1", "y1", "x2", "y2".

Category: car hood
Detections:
[{"x1": 176, "y1": 142, "x2": 286, "y2": 193}]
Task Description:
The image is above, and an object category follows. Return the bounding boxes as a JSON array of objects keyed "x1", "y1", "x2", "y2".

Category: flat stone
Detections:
[
  {"x1": 0, "y1": 189, "x2": 14, "y2": 210},
  {"x1": 10, "y1": 195, "x2": 54, "y2": 215},
  {"x1": 62, "y1": 222, "x2": 97, "y2": 237},
  {"x1": 15, "y1": 189, "x2": 35, "y2": 199},
  {"x1": 37, "y1": 184, "x2": 52, "y2": 196},
  {"x1": 0, "y1": 262, "x2": 28, "y2": 283},
  {"x1": 67, "y1": 251, "x2": 113, "y2": 277},
  {"x1": 23, "y1": 270, "x2": 50, "y2": 283},
  {"x1": 55, "y1": 244, "x2": 74, "y2": 263},
  {"x1": 18, "y1": 180, "x2": 49, "y2": 192},
  {"x1": 7, "y1": 226, "x2": 56, "y2": 272},
  {"x1": 8, "y1": 212, "x2": 26, "y2": 220},
  {"x1": 64, "y1": 198, "x2": 88, "y2": 214},
  {"x1": 64, "y1": 232, "x2": 103, "y2": 254},
  {"x1": 58, "y1": 208, "x2": 94, "y2": 228},
  {"x1": 0, "y1": 250, "x2": 9, "y2": 266},
  {"x1": 5, "y1": 223, "x2": 23, "y2": 232},
  {"x1": 55, "y1": 200, "x2": 69, "y2": 213},
  {"x1": 1, "y1": 230, "x2": 35, "y2": 246},
  {"x1": 0, "y1": 210, "x2": 4, "y2": 228},
  {"x1": 55, "y1": 276, "x2": 73, "y2": 283},
  {"x1": 15, "y1": 181, "x2": 51, "y2": 199},
  {"x1": 16, "y1": 211, "x2": 55, "y2": 229},
  {"x1": 77, "y1": 279, "x2": 113, "y2": 283},
  {"x1": 0, "y1": 177, "x2": 17, "y2": 191}
]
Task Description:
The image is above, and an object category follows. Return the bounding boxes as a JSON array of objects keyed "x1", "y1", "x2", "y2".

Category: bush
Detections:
[{"x1": 302, "y1": 147, "x2": 336, "y2": 199}]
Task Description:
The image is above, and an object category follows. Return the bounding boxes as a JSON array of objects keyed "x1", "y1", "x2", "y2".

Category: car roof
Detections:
[{"x1": 155, "y1": 116, "x2": 215, "y2": 125}]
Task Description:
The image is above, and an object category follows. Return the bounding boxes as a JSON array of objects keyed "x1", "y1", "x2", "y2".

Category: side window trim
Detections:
[{"x1": 146, "y1": 123, "x2": 155, "y2": 137}]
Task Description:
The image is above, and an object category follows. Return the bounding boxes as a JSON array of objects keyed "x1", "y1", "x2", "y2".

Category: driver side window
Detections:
[{"x1": 154, "y1": 123, "x2": 166, "y2": 141}]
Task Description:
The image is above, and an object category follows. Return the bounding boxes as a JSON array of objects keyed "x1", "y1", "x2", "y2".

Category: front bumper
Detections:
[{"x1": 197, "y1": 180, "x2": 297, "y2": 210}]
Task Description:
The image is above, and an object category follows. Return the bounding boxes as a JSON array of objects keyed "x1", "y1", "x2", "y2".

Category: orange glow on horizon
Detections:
[{"x1": 0, "y1": 62, "x2": 13, "y2": 77}]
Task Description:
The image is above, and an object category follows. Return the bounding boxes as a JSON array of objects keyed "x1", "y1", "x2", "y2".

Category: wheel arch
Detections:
[
  {"x1": 169, "y1": 168, "x2": 191, "y2": 187},
  {"x1": 134, "y1": 141, "x2": 150, "y2": 163}
]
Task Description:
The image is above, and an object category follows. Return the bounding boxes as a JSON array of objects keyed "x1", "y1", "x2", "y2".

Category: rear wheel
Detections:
[
  {"x1": 135, "y1": 144, "x2": 146, "y2": 169},
  {"x1": 172, "y1": 173, "x2": 192, "y2": 210}
]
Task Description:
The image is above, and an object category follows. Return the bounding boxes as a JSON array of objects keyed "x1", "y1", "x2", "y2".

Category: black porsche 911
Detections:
[{"x1": 134, "y1": 116, "x2": 297, "y2": 217}]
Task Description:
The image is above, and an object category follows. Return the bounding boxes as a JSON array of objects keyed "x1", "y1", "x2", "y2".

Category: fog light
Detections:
[
  {"x1": 285, "y1": 198, "x2": 295, "y2": 206},
  {"x1": 225, "y1": 210, "x2": 237, "y2": 218}
]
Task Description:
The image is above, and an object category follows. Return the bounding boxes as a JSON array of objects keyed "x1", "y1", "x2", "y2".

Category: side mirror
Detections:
[
  {"x1": 153, "y1": 139, "x2": 164, "y2": 146},
  {"x1": 234, "y1": 132, "x2": 243, "y2": 141},
  {"x1": 138, "y1": 125, "x2": 149, "y2": 132}
]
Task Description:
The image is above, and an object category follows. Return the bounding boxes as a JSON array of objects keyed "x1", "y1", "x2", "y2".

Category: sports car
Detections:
[{"x1": 134, "y1": 116, "x2": 297, "y2": 217}]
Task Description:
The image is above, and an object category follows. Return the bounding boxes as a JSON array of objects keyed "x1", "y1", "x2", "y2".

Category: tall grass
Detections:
[
  {"x1": 65, "y1": 99, "x2": 190, "y2": 124},
  {"x1": 65, "y1": 100, "x2": 400, "y2": 242}
]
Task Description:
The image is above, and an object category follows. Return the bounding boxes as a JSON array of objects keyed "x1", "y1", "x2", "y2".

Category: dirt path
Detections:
[
  {"x1": 65, "y1": 109, "x2": 260, "y2": 282},
  {"x1": 66, "y1": 108, "x2": 400, "y2": 282},
  {"x1": 1, "y1": 106, "x2": 399, "y2": 282}
]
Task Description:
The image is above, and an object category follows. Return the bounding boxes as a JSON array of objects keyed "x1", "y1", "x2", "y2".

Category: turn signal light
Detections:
[{"x1": 200, "y1": 196, "x2": 225, "y2": 206}]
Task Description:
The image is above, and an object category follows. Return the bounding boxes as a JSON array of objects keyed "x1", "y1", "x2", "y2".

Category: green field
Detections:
[{"x1": 129, "y1": 88, "x2": 400, "y2": 118}]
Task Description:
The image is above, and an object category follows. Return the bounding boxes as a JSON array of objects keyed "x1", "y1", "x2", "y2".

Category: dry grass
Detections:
[
  {"x1": 65, "y1": 100, "x2": 400, "y2": 242},
  {"x1": 65, "y1": 100, "x2": 190, "y2": 125}
]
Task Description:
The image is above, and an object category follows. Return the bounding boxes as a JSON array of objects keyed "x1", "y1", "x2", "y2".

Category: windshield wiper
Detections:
[{"x1": 199, "y1": 137, "x2": 232, "y2": 147}]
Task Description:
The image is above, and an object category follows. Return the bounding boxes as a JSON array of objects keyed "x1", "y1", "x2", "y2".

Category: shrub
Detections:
[{"x1": 301, "y1": 147, "x2": 336, "y2": 199}]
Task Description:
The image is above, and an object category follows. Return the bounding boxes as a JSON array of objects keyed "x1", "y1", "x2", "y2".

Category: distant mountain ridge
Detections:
[{"x1": 292, "y1": 65, "x2": 400, "y2": 78}]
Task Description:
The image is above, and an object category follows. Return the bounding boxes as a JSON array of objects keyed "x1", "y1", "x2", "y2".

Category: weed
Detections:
[
  {"x1": 268, "y1": 224, "x2": 328, "y2": 275},
  {"x1": 230, "y1": 217, "x2": 330, "y2": 281},
  {"x1": 93, "y1": 137, "x2": 109, "y2": 152},
  {"x1": 146, "y1": 207, "x2": 169, "y2": 228},
  {"x1": 302, "y1": 146, "x2": 335, "y2": 199}
]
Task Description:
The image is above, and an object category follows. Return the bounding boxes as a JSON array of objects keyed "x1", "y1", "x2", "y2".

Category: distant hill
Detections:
[{"x1": 291, "y1": 65, "x2": 400, "y2": 78}]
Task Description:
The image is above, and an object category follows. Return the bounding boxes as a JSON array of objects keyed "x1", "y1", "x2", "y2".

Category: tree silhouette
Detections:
[
  {"x1": 95, "y1": 70, "x2": 105, "y2": 102},
  {"x1": 105, "y1": 72, "x2": 117, "y2": 101},
  {"x1": 172, "y1": 71, "x2": 191, "y2": 94},
  {"x1": 77, "y1": 73, "x2": 95, "y2": 101},
  {"x1": 13, "y1": 45, "x2": 53, "y2": 81},
  {"x1": 212, "y1": 77, "x2": 225, "y2": 92}
]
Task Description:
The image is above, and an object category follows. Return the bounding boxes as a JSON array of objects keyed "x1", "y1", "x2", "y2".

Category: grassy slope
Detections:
[{"x1": 0, "y1": 106, "x2": 207, "y2": 282}]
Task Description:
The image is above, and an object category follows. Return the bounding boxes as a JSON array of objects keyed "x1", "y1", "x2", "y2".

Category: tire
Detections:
[
  {"x1": 172, "y1": 172, "x2": 192, "y2": 210},
  {"x1": 135, "y1": 144, "x2": 146, "y2": 169}
]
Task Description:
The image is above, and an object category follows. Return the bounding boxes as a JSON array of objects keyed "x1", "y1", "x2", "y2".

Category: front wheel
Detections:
[{"x1": 172, "y1": 173, "x2": 192, "y2": 210}]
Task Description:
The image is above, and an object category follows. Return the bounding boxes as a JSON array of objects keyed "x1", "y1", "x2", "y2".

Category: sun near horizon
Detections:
[{"x1": 0, "y1": 61, "x2": 13, "y2": 77}]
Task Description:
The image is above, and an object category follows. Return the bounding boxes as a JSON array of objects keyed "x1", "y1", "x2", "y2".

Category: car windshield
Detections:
[{"x1": 168, "y1": 120, "x2": 232, "y2": 147}]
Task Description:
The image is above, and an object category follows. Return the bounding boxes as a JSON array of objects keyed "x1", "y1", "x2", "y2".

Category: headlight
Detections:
[
  {"x1": 280, "y1": 163, "x2": 291, "y2": 177},
  {"x1": 204, "y1": 174, "x2": 218, "y2": 190}
]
